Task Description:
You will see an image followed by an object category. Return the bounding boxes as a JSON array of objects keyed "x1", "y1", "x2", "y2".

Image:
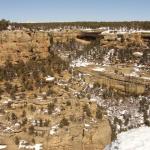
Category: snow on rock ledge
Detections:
[
  {"x1": 92, "y1": 67, "x2": 105, "y2": 72},
  {"x1": 45, "y1": 76, "x2": 55, "y2": 82},
  {"x1": 105, "y1": 126, "x2": 150, "y2": 150},
  {"x1": 70, "y1": 58, "x2": 93, "y2": 67}
]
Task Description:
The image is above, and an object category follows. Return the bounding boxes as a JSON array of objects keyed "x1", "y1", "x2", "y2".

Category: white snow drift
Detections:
[{"x1": 105, "y1": 126, "x2": 150, "y2": 150}]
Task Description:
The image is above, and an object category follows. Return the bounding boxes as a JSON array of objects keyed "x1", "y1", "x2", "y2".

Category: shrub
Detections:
[
  {"x1": 96, "y1": 106, "x2": 103, "y2": 120},
  {"x1": 31, "y1": 138, "x2": 35, "y2": 144},
  {"x1": 39, "y1": 119, "x2": 43, "y2": 127},
  {"x1": 43, "y1": 119, "x2": 49, "y2": 127},
  {"x1": 66, "y1": 100, "x2": 71, "y2": 106},
  {"x1": 29, "y1": 105, "x2": 36, "y2": 112},
  {"x1": 59, "y1": 118, "x2": 69, "y2": 128},
  {"x1": 47, "y1": 103, "x2": 55, "y2": 114},
  {"x1": 21, "y1": 110, "x2": 26, "y2": 117},
  {"x1": 28, "y1": 125, "x2": 34, "y2": 135},
  {"x1": 14, "y1": 136, "x2": 19, "y2": 145},
  {"x1": 11, "y1": 113, "x2": 17, "y2": 120},
  {"x1": 4, "y1": 82, "x2": 12, "y2": 94},
  {"x1": 83, "y1": 104, "x2": 91, "y2": 117}
]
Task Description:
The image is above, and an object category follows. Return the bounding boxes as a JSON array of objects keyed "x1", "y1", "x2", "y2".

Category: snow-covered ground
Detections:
[
  {"x1": 125, "y1": 65, "x2": 140, "y2": 77},
  {"x1": 102, "y1": 49, "x2": 114, "y2": 66},
  {"x1": 70, "y1": 58, "x2": 93, "y2": 67},
  {"x1": 101, "y1": 28, "x2": 150, "y2": 35},
  {"x1": 105, "y1": 126, "x2": 150, "y2": 150}
]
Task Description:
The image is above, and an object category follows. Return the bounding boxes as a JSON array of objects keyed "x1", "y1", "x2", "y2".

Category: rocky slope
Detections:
[
  {"x1": 0, "y1": 29, "x2": 149, "y2": 150},
  {"x1": 0, "y1": 29, "x2": 112, "y2": 150}
]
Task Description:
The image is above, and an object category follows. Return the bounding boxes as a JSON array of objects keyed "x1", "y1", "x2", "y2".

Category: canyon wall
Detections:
[{"x1": 0, "y1": 30, "x2": 50, "y2": 64}]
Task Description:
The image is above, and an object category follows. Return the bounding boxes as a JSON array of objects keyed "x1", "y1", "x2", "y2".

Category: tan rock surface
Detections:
[{"x1": 0, "y1": 30, "x2": 50, "y2": 64}]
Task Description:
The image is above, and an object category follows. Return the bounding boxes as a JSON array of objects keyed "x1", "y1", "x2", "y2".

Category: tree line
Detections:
[
  {"x1": 13, "y1": 21, "x2": 150, "y2": 30},
  {"x1": 0, "y1": 19, "x2": 10, "y2": 30},
  {"x1": 1, "y1": 19, "x2": 150, "y2": 30}
]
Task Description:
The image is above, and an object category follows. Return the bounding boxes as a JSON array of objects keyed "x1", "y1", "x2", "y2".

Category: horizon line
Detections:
[{"x1": 9, "y1": 20, "x2": 150, "y2": 24}]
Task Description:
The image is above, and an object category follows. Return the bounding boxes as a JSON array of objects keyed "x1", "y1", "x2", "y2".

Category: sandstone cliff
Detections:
[{"x1": 0, "y1": 30, "x2": 50, "y2": 64}]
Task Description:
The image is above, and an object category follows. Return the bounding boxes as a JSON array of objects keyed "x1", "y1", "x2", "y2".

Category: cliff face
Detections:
[
  {"x1": 0, "y1": 30, "x2": 112, "y2": 150},
  {"x1": 0, "y1": 30, "x2": 147, "y2": 65},
  {"x1": 45, "y1": 119, "x2": 112, "y2": 150},
  {"x1": 0, "y1": 29, "x2": 149, "y2": 150},
  {"x1": 100, "y1": 32, "x2": 147, "y2": 49},
  {"x1": 0, "y1": 30, "x2": 83, "y2": 64},
  {"x1": 0, "y1": 30, "x2": 50, "y2": 64}
]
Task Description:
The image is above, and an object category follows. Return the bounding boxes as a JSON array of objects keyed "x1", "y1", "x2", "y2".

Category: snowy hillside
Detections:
[{"x1": 105, "y1": 126, "x2": 150, "y2": 150}]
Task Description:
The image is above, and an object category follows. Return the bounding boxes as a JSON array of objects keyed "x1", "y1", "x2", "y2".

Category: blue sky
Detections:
[{"x1": 0, "y1": 0, "x2": 150, "y2": 22}]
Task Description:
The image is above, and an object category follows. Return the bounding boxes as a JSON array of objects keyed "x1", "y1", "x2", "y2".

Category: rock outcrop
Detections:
[
  {"x1": 0, "y1": 30, "x2": 147, "y2": 65},
  {"x1": 0, "y1": 30, "x2": 50, "y2": 64},
  {"x1": 100, "y1": 32, "x2": 147, "y2": 49},
  {"x1": 42, "y1": 119, "x2": 111, "y2": 150}
]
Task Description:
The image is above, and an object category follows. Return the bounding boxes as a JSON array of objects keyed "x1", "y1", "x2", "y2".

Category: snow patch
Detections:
[
  {"x1": 19, "y1": 140, "x2": 42, "y2": 150},
  {"x1": 45, "y1": 76, "x2": 55, "y2": 81},
  {"x1": 84, "y1": 124, "x2": 90, "y2": 127},
  {"x1": 90, "y1": 98, "x2": 97, "y2": 102},
  {"x1": 50, "y1": 124, "x2": 59, "y2": 135},
  {"x1": 105, "y1": 126, "x2": 150, "y2": 150},
  {"x1": 92, "y1": 67, "x2": 105, "y2": 72},
  {"x1": 103, "y1": 49, "x2": 114, "y2": 66},
  {"x1": 70, "y1": 58, "x2": 93, "y2": 67},
  {"x1": 0, "y1": 145, "x2": 7, "y2": 149},
  {"x1": 133, "y1": 52, "x2": 143, "y2": 57},
  {"x1": 125, "y1": 65, "x2": 140, "y2": 77},
  {"x1": 141, "y1": 77, "x2": 150, "y2": 80}
]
